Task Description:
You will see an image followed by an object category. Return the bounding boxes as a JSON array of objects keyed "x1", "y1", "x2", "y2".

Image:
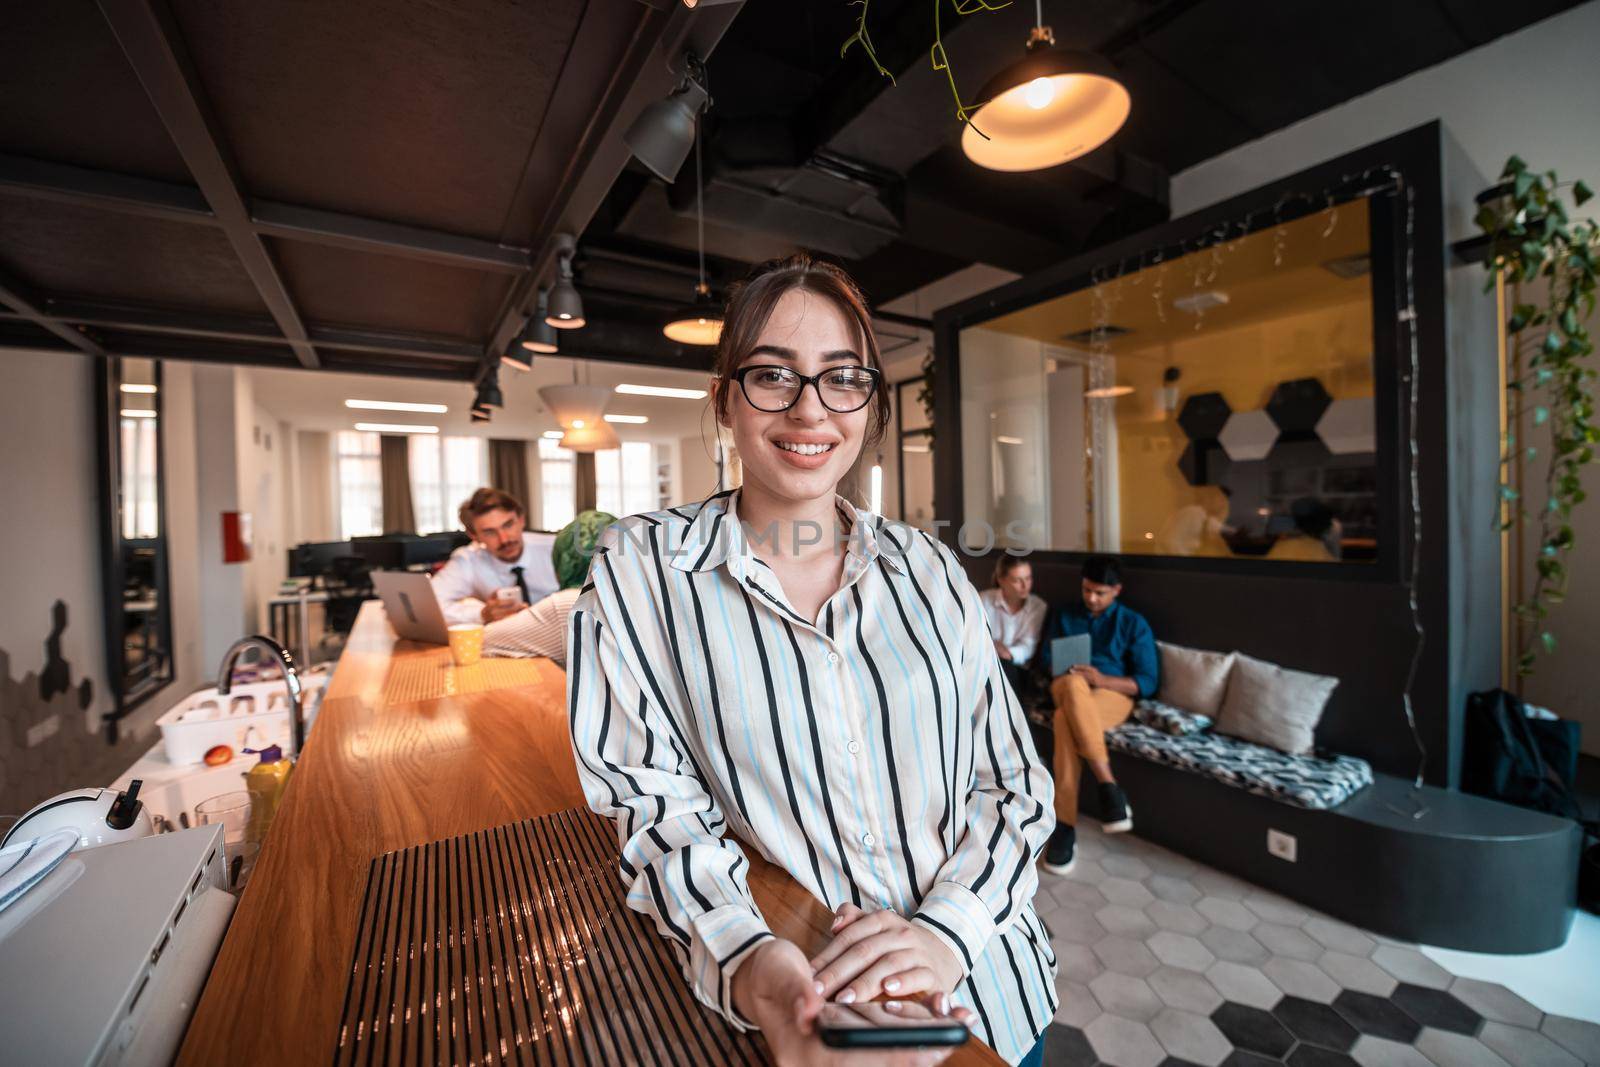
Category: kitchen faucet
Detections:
[{"x1": 216, "y1": 635, "x2": 306, "y2": 755}]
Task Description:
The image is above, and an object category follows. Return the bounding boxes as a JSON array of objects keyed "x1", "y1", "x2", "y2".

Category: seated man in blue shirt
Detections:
[{"x1": 1037, "y1": 554, "x2": 1159, "y2": 875}]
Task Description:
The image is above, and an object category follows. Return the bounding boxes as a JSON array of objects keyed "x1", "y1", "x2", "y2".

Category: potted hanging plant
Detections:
[{"x1": 1475, "y1": 157, "x2": 1597, "y2": 675}]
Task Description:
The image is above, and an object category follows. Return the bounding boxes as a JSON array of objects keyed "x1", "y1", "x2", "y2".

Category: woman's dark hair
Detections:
[
  {"x1": 992, "y1": 555, "x2": 1031, "y2": 587},
  {"x1": 1081, "y1": 554, "x2": 1124, "y2": 587},
  {"x1": 711, "y1": 252, "x2": 893, "y2": 448}
]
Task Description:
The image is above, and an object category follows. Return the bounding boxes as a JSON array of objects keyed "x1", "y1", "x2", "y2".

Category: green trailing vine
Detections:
[
  {"x1": 1476, "y1": 156, "x2": 1598, "y2": 675},
  {"x1": 842, "y1": 0, "x2": 1013, "y2": 140}
]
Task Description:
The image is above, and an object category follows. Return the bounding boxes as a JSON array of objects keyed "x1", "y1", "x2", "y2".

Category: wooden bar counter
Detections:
[{"x1": 178, "y1": 603, "x2": 1005, "y2": 1066}]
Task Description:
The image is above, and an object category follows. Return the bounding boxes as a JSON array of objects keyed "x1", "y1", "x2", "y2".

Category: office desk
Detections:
[{"x1": 177, "y1": 602, "x2": 1005, "y2": 1066}]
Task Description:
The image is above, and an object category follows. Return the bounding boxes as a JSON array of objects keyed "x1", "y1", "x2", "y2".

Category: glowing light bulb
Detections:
[
  {"x1": 1023, "y1": 76, "x2": 1056, "y2": 110},
  {"x1": 572, "y1": 419, "x2": 585, "y2": 429}
]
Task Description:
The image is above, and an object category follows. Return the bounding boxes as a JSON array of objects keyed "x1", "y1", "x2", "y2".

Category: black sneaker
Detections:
[
  {"x1": 1040, "y1": 824, "x2": 1076, "y2": 875},
  {"x1": 1098, "y1": 782, "x2": 1134, "y2": 833}
]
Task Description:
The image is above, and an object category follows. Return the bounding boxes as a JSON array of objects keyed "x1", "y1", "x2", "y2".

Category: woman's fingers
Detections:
[
  {"x1": 829, "y1": 902, "x2": 868, "y2": 934},
  {"x1": 877, "y1": 965, "x2": 938, "y2": 999},
  {"x1": 814, "y1": 931, "x2": 908, "y2": 998},
  {"x1": 809, "y1": 909, "x2": 893, "y2": 971},
  {"x1": 838, "y1": 949, "x2": 921, "y2": 1004}
]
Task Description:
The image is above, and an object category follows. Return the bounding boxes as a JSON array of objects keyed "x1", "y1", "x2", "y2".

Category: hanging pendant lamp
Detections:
[
  {"x1": 662, "y1": 64, "x2": 722, "y2": 346},
  {"x1": 962, "y1": 4, "x2": 1129, "y2": 173},
  {"x1": 538, "y1": 382, "x2": 619, "y2": 453},
  {"x1": 521, "y1": 290, "x2": 560, "y2": 354}
]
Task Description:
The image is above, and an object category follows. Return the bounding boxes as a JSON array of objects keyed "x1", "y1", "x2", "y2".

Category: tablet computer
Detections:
[{"x1": 1049, "y1": 633, "x2": 1094, "y2": 677}]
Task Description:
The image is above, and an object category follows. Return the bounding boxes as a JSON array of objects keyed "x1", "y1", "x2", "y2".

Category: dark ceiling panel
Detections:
[
  {"x1": 0, "y1": 195, "x2": 267, "y2": 314},
  {"x1": 1108, "y1": 48, "x2": 1259, "y2": 173},
  {"x1": 271, "y1": 239, "x2": 512, "y2": 340},
  {"x1": 170, "y1": 0, "x2": 586, "y2": 242},
  {"x1": 0, "y1": 0, "x2": 190, "y2": 183}
]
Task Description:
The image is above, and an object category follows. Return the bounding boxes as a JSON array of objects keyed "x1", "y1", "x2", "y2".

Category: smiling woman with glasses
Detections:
[{"x1": 567, "y1": 253, "x2": 1057, "y2": 1067}]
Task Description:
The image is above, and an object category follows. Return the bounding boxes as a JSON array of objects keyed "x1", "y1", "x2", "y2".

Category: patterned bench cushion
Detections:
[{"x1": 1107, "y1": 721, "x2": 1373, "y2": 810}]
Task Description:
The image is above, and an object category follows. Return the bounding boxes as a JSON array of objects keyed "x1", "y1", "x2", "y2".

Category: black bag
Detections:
[{"x1": 1462, "y1": 689, "x2": 1583, "y2": 820}]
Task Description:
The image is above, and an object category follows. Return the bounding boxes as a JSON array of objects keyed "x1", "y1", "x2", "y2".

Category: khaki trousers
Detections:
[{"x1": 1050, "y1": 673, "x2": 1134, "y2": 826}]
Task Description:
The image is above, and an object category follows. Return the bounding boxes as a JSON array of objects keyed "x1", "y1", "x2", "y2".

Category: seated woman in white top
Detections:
[
  {"x1": 979, "y1": 557, "x2": 1046, "y2": 679},
  {"x1": 567, "y1": 254, "x2": 1056, "y2": 1066}
]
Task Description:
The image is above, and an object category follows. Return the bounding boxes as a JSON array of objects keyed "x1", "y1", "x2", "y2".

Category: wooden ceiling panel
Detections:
[
  {"x1": 0, "y1": 195, "x2": 266, "y2": 314},
  {"x1": 0, "y1": 0, "x2": 191, "y2": 183},
  {"x1": 271, "y1": 239, "x2": 512, "y2": 341},
  {"x1": 170, "y1": 0, "x2": 586, "y2": 242}
]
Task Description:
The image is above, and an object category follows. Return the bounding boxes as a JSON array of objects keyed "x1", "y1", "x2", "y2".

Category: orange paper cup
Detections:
[{"x1": 447, "y1": 623, "x2": 484, "y2": 666}]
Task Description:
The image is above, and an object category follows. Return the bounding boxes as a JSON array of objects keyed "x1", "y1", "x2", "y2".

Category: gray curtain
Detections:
[
  {"x1": 379, "y1": 434, "x2": 416, "y2": 534},
  {"x1": 488, "y1": 438, "x2": 531, "y2": 513},
  {"x1": 575, "y1": 452, "x2": 597, "y2": 513}
]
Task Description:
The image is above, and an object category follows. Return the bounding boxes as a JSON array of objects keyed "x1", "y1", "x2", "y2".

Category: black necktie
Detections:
[{"x1": 510, "y1": 565, "x2": 530, "y2": 605}]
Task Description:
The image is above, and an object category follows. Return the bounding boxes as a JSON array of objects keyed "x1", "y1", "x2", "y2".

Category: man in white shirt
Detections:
[
  {"x1": 431, "y1": 487, "x2": 558, "y2": 626},
  {"x1": 979, "y1": 556, "x2": 1046, "y2": 669}
]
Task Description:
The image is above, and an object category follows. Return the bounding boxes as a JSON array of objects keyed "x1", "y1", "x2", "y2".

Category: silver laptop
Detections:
[
  {"x1": 1049, "y1": 633, "x2": 1094, "y2": 677},
  {"x1": 372, "y1": 571, "x2": 450, "y2": 644}
]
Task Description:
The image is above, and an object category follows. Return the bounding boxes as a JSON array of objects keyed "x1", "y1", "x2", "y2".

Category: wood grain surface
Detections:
[{"x1": 177, "y1": 602, "x2": 1005, "y2": 1066}]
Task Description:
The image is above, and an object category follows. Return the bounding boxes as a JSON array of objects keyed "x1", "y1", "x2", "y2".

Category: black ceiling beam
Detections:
[
  {"x1": 92, "y1": 332, "x2": 471, "y2": 381},
  {"x1": 97, "y1": 0, "x2": 319, "y2": 368},
  {"x1": 0, "y1": 154, "x2": 531, "y2": 275},
  {"x1": 554, "y1": 316, "x2": 715, "y2": 373},
  {"x1": 0, "y1": 266, "x2": 103, "y2": 356},
  {"x1": 5, "y1": 298, "x2": 482, "y2": 363},
  {"x1": 483, "y1": 0, "x2": 746, "y2": 364}
]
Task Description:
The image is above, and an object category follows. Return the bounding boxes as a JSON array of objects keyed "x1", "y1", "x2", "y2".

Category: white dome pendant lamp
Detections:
[{"x1": 962, "y1": 2, "x2": 1130, "y2": 173}]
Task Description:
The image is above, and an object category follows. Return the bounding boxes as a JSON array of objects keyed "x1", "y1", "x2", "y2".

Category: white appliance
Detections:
[
  {"x1": 0, "y1": 826, "x2": 234, "y2": 1066},
  {"x1": 1, "y1": 781, "x2": 153, "y2": 852}
]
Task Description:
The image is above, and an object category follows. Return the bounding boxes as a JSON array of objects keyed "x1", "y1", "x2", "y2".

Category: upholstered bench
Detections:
[{"x1": 1106, "y1": 718, "x2": 1373, "y2": 810}]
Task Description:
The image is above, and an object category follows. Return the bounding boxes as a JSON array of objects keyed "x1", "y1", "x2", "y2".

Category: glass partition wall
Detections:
[{"x1": 958, "y1": 198, "x2": 1381, "y2": 566}]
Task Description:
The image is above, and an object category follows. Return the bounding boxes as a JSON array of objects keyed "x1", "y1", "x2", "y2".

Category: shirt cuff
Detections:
[
  {"x1": 691, "y1": 904, "x2": 775, "y2": 1031},
  {"x1": 911, "y1": 881, "x2": 995, "y2": 979}
]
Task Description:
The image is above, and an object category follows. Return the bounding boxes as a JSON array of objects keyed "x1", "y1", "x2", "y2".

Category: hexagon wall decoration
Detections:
[
  {"x1": 1219, "y1": 409, "x2": 1278, "y2": 461},
  {"x1": 1178, "y1": 441, "x2": 1233, "y2": 487},
  {"x1": 1178, "y1": 392, "x2": 1232, "y2": 443},
  {"x1": 1318, "y1": 396, "x2": 1376, "y2": 454},
  {"x1": 1266, "y1": 378, "x2": 1331, "y2": 436}
]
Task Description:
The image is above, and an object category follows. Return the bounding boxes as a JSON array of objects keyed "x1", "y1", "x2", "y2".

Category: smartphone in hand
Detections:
[{"x1": 817, "y1": 1001, "x2": 969, "y2": 1049}]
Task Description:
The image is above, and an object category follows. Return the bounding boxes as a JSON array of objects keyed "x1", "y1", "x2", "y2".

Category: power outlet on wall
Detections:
[{"x1": 1267, "y1": 828, "x2": 1298, "y2": 862}]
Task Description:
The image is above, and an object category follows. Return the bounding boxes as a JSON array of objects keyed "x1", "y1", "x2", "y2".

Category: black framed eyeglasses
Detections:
[{"x1": 731, "y1": 364, "x2": 882, "y2": 413}]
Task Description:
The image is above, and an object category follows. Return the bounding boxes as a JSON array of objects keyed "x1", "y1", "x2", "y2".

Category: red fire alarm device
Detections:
[{"x1": 222, "y1": 511, "x2": 253, "y2": 563}]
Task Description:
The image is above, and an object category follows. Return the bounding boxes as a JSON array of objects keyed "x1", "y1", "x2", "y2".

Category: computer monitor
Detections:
[{"x1": 288, "y1": 540, "x2": 353, "y2": 579}]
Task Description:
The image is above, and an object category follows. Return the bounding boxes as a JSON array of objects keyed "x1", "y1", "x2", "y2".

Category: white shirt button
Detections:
[
  {"x1": 847, "y1": 740, "x2": 861, "y2": 755},
  {"x1": 827, "y1": 652, "x2": 840, "y2": 665},
  {"x1": 861, "y1": 833, "x2": 876, "y2": 848}
]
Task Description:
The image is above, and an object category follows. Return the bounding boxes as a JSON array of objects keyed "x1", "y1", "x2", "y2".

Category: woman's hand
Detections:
[
  {"x1": 993, "y1": 639, "x2": 1012, "y2": 662},
  {"x1": 732, "y1": 939, "x2": 968, "y2": 1066},
  {"x1": 810, "y1": 904, "x2": 965, "y2": 1005}
]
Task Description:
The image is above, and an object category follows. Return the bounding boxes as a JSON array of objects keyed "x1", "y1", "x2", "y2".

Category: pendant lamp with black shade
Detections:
[
  {"x1": 963, "y1": 2, "x2": 1129, "y2": 173},
  {"x1": 662, "y1": 68, "x2": 723, "y2": 347}
]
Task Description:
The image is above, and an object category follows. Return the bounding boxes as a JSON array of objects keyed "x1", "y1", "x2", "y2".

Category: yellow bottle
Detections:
[{"x1": 244, "y1": 744, "x2": 293, "y2": 844}]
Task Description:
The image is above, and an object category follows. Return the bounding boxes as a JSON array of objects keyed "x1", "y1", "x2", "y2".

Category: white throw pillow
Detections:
[
  {"x1": 1216, "y1": 653, "x2": 1339, "y2": 755},
  {"x1": 1156, "y1": 642, "x2": 1236, "y2": 718}
]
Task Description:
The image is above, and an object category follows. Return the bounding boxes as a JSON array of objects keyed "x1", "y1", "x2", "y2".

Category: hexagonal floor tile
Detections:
[
  {"x1": 1098, "y1": 903, "x2": 1159, "y2": 938},
  {"x1": 1093, "y1": 934, "x2": 1162, "y2": 978},
  {"x1": 1102, "y1": 853, "x2": 1154, "y2": 881},
  {"x1": 1149, "y1": 875, "x2": 1203, "y2": 906},
  {"x1": 1242, "y1": 891, "x2": 1312, "y2": 927},
  {"x1": 1370, "y1": 944, "x2": 1452, "y2": 990},
  {"x1": 1147, "y1": 899, "x2": 1209, "y2": 936},
  {"x1": 1052, "y1": 909, "x2": 1110, "y2": 945},
  {"x1": 1416, "y1": 1028, "x2": 1513, "y2": 1067},
  {"x1": 1262, "y1": 957, "x2": 1341, "y2": 1003},
  {"x1": 1253, "y1": 922, "x2": 1323, "y2": 962},
  {"x1": 1091, "y1": 970, "x2": 1164, "y2": 1022},
  {"x1": 1285, "y1": 1046, "x2": 1361, "y2": 1066},
  {"x1": 1303, "y1": 917, "x2": 1377, "y2": 957},
  {"x1": 1273, "y1": 995, "x2": 1359, "y2": 1052},
  {"x1": 1541, "y1": 1014, "x2": 1600, "y2": 1064},
  {"x1": 1391, "y1": 983, "x2": 1484, "y2": 1036},
  {"x1": 1056, "y1": 941, "x2": 1101, "y2": 983},
  {"x1": 1204, "y1": 962, "x2": 1282, "y2": 1011},
  {"x1": 1191, "y1": 868, "x2": 1253, "y2": 900},
  {"x1": 1200, "y1": 925, "x2": 1269, "y2": 966},
  {"x1": 1148, "y1": 930, "x2": 1217, "y2": 973},
  {"x1": 1101, "y1": 876, "x2": 1157, "y2": 908},
  {"x1": 1086, "y1": 1013, "x2": 1167, "y2": 1067},
  {"x1": 1067, "y1": 858, "x2": 1110, "y2": 885},
  {"x1": 1054, "y1": 978, "x2": 1101, "y2": 1028},
  {"x1": 1479, "y1": 1021, "x2": 1584, "y2": 1067},
  {"x1": 1197, "y1": 897, "x2": 1258, "y2": 932},
  {"x1": 1331, "y1": 990, "x2": 1422, "y2": 1044},
  {"x1": 1045, "y1": 1021, "x2": 1100, "y2": 1066},
  {"x1": 1149, "y1": 965, "x2": 1225, "y2": 1016},
  {"x1": 1152, "y1": 1008, "x2": 1232, "y2": 1067},
  {"x1": 1350, "y1": 1035, "x2": 1434, "y2": 1067},
  {"x1": 1211, "y1": 1002, "x2": 1295, "y2": 1058},
  {"x1": 1449, "y1": 978, "x2": 1541, "y2": 1029},
  {"x1": 1054, "y1": 879, "x2": 1110, "y2": 912},
  {"x1": 1316, "y1": 950, "x2": 1396, "y2": 997}
]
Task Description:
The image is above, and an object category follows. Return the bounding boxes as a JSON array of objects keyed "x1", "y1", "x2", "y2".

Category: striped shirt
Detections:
[
  {"x1": 483, "y1": 588, "x2": 582, "y2": 666},
  {"x1": 566, "y1": 490, "x2": 1058, "y2": 1063}
]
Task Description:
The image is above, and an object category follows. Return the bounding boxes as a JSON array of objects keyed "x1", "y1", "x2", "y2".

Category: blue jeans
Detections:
[{"x1": 1017, "y1": 1032, "x2": 1046, "y2": 1067}]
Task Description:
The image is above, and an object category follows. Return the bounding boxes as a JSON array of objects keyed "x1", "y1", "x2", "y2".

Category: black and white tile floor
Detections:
[{"x1": 1036, "y1": 822, "x2": 1600, "y2": 1066}]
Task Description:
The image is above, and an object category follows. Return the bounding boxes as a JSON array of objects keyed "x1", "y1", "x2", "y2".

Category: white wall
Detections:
[{"x1": 1168, "y1": 0, "x2": 1600, "y2": 750}]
